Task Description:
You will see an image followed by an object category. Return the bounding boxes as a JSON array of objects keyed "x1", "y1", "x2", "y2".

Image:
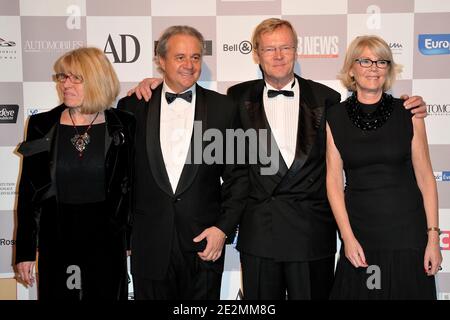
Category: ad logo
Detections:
[
  {"x1": 418, "y1": 34, "x2": 450, "y2": 55},
  {"x1": 0, "y1": 104, "x2": 19, "y2": 123},
  {"x1": 105, "y1": 34, "x2": 141, "y2": 63}
]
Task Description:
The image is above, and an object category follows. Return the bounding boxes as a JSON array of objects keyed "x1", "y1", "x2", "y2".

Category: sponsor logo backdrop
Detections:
[{"x1": 0, "y1": 0, "x2": 449, "y2": 300}]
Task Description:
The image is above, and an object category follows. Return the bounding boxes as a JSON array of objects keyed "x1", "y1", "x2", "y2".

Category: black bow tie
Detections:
[
  {"x1": 165, "y1": 91, "x2": 193, "y2": 104},
  {"x1": 267, "y1": 89, "x2": 294, "y2": 98}
]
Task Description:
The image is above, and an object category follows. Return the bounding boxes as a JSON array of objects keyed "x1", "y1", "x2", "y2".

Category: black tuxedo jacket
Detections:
[
  {"x1": 227, "y1": 74, "x2": 340, "y2": 262},
  {"x1": 117, "y1": 84, "x2": 248, "y2": 280},
  {"x1": 15, "y1": 105, "x2": 135, "y2": 264}
]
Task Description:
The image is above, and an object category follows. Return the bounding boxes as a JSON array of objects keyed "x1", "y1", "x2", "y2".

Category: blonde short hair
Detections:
[
  {"x1": 339, "y1": 35, "x2": 402, "y2": 92},
  {"x1": 53, "y1": 47, "x2": 120, "y2": 114},
  {"x1": 252, "y1": 18, "x2": 298, "y2": 51}
]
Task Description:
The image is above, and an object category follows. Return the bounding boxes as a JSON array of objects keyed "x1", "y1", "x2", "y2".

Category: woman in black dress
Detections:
[
  {"x1": 15, "y1": 47, "x2": 135, "y2": 300},
  {"x1": 326, "y1": 35, "x2": 442, "y2": 299}
]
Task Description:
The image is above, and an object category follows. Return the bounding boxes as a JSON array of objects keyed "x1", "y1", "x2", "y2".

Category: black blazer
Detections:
[
  {"x1": 117, "y1": 84, "x2": 248, "y2": 280},
  {"x1": 15, "y1": 105, "x2": 135, "y2": 264},
  {"x1": 227, "y1": 74, "x2": 341, "y2": 262}
]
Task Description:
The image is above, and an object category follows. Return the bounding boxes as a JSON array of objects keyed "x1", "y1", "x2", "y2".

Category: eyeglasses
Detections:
[
  {"x1": 53, "y1": 73, "x2": 84, "y2": 84},
  {"x1": 259, "y1": 45, "x2": 296, "y2": 56},
  {"x1": 354, "y1": 58, "x2": 391, "y2": 69}
]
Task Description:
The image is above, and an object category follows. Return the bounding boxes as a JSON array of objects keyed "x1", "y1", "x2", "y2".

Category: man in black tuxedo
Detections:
[
  {"x1": 226, "y1": 18, "x2": 339, "y2": 300},
  {"x1": 117, "y1": 26, "x2": 247, "y2": 300},
  {"x1": 127, "y1": 18, "x2": 427, "y2": 300}
]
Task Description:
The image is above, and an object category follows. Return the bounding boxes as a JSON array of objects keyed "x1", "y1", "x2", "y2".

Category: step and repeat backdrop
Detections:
[{"x1": 0, "y1": 0, "x2": 449, "y2": 300}]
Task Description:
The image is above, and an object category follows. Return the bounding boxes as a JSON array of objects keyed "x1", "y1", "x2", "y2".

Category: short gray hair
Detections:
[
  {"x1": 339, "y1": 35, "x2": 402, "y2": 92},
  {"x1": 154, "y1": 25, "x2": 205, "y2": 74}
]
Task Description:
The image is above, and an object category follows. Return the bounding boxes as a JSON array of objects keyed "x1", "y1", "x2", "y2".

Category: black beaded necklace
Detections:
[{"x1": 345, "y1": 92, "x2": 394, "y2": 131}]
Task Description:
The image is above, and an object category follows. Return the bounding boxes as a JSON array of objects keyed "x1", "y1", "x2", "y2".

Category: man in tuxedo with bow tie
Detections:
[
  {"x1": 117, "y1": 25, "x2": 247, "y2": 300},
  {"x1": 225, "y1": 18, "x2": 340, "y2": 300}
]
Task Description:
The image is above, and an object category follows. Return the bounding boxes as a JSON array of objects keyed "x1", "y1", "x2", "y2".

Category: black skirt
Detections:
[{"x1": 330, "y1": 247, "x2": 436, "y2": 300}]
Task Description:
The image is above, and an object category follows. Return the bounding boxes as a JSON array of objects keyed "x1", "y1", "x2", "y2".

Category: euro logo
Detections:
[{"x1": 418, "y1": 34, "x2": 450, "y2": 55}]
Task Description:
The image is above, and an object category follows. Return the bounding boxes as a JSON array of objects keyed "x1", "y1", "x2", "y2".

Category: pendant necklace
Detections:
[{"x1": 68, "y1": 109, "x2": 100, "y2": 157}]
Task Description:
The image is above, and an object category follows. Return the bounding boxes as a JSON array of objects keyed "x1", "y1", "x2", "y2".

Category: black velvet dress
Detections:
[
  {"x1": 327, "y1": 95, "x2": 436, "y2": 300},
  {"x1": 37, "y1": 123, "x2": 127, "y2": 300}
]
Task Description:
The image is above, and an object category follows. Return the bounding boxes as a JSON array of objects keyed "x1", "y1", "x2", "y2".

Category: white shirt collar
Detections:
[
  {"x1": 264, "y1": 77, "x2": 297, "y2": 92},
  {"x1": 162, "y1": 82, "x2": 196, "y2": 95}
]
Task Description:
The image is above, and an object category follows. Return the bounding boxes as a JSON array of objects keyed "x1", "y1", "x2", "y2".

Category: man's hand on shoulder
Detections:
[
  {"x1": 127, "y1": 78, "x2": 163, "y2": 102},
  {"x1": 401, "y1": 94, "x2": 427, "y2": 118}
]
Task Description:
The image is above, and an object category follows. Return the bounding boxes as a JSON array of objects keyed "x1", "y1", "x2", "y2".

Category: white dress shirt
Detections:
[
  {"x1": 160, "y1": 82, "x2": 196, "y2": 193},
  {"x1": 263, "y1": 78, "x2": 300, "y2": 168}
]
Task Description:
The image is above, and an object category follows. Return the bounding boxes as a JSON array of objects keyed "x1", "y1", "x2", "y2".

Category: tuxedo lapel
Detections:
[
  {"x1": 174, "y1": 84, "x2": 205, "y2": 197},
  {"x1": 288, "y1": 76, "x2": 324, "y2": 176},
  {"x1": 245, "y1": 81, "x2": 288, "y2": 180},
  {"x1": 146, "y1": 85, "x2": 174, "y2": 197},
  {"x1": 245, "y1": 81, "x2": 267, "y2": 132}
]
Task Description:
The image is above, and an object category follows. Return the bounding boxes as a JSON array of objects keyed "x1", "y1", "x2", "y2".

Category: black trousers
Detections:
[
  {"x1": 133, "y1": 231, "x2": 223, "y2": 300},
  {"x1": 240, "y1": 253, "x2": 335, "y2": 300},
  {"x1": 38, "y1": 202, "x2": 128, "y2": 300}
]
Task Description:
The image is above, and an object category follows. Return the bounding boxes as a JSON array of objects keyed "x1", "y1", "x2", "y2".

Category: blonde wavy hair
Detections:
[
  {"x1": 53, "y1": 47, "x2": 120, "y2": 114},
  {"x1": 339, "y1": 35, "x2": 402, "y2": 92}
]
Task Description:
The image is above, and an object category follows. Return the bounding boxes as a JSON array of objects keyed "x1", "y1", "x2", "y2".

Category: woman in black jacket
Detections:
[{"x1": 15, "y1": 47, "x2": 135, "y2": 300}]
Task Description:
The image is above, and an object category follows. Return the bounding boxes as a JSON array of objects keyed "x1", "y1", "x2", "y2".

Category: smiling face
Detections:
[
  {"x1": 159, "y1": 34, "x2": 202, "y2": 93},
  {"x1": 350, "y1": 47, "x2": 388, "y2": 96},
  {"x1": 254, "y1": 25, "x2": 296, "y2": 89}
]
